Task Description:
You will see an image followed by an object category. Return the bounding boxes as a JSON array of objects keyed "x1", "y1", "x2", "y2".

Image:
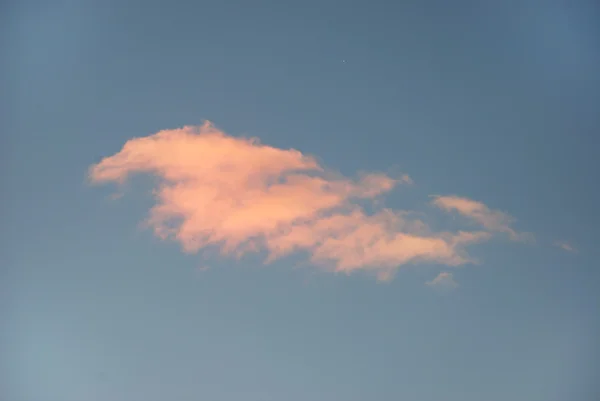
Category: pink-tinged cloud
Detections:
[
  {"x1": 426, "y1": 272, "x2": 458, "y2": 289},
  {"x1": 554, "y1": 241, "x2": 577, "y2": 253},
  {"x1": 431, "y1": 195, "x2": 534, "y2": 242},
  {"x1": 89, "y1": 122, "x2": 495, "y2": 279}
]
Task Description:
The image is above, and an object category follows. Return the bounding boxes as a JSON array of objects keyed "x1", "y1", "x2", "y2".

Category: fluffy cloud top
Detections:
[{"x1": 89, "y1": 122, "x2": 522, "y2": 280}]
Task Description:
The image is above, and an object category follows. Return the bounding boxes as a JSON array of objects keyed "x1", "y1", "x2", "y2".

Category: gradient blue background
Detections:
[{"x1": 2, "y1": 1, "x2": 599, "y2": 400}]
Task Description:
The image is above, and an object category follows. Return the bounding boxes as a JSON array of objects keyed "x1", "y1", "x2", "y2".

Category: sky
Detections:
[{"x1": 2, "y1": 1, "x2": 600, "y2": 400}]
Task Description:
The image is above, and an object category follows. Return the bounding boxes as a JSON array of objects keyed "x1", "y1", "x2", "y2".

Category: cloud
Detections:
[
  {"x1": 554, "y1": 241, "x2": 577, "y2": 253},
  {"x1": 431, "y1": 195, "x2": 534, "y2": 242},
  {"x1": 89, "y1": 122, "x2": 521, "y2": 279},
  {"x1": 426, "y1": 272, "x2": 458, "y2": 289}
]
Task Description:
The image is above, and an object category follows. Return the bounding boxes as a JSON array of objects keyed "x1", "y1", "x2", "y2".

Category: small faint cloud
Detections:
[
  {"x1": 554, "y1": 241, "x2": 578, "y2": 253},
  {"x1": 194, "y1": 264, "x2": 211, "y2": 278},
  {"x1": 426, "y1": 272, "x2": 458, "y2": 289},
  {"x1": 108, "y1": 192, "x2": 124, "y2": 201},
  {"x1": 399, "y1": 174, "x2": 413, "y2": 185},
  {"x1": 431, "y1": 195, "x2": 534, "y2": 242},
  {"x1": 376, "y1": 269, "x2": 396, "y2": 282}
]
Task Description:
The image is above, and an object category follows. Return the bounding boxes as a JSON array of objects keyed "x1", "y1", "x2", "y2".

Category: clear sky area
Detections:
[{"x1": 2, "y1": 1, "x2": 600, "y2": 400}]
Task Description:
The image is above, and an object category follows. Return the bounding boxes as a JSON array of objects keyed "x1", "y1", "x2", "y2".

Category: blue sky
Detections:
[{"x1": 2, "y1": 1, "x2": 600, "y2": 400}]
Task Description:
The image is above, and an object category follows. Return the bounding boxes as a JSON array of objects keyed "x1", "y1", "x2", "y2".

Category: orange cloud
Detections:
[
  {"x1": 89, "y1": 122, "x2": 496, "y2": 279},
  {"x1": 431, "y1": 195, "x2": 534, "y2": 242}
]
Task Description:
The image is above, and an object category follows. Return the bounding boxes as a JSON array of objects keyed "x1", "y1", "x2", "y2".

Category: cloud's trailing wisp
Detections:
[
  {"x1": 431, "y1": 195, "x2": 534, "y2": 242},
  {"x1": 426, "y1": 272, "x2": 458, "y2": 289},
  {"x1": 89, "y1": 122, "x2": 524, "y2": 280},
  {"x1": 554, "y1": 240, "x2": 577, "y2": 253}
]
